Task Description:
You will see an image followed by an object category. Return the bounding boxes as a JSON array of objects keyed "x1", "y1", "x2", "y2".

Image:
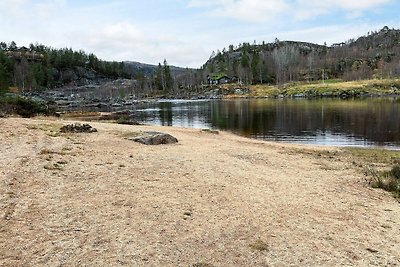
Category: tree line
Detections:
[
  {"x1": 2, "y1": 27, "x2": 400, "y2": 97},
  {"x1": 200, "y1": 26, "x2": 400, "y2": 86},
  {"x1": 0, "y1": 41, "x2": 203, "y2": 97},
  {"x1": 0, "y1": 41, "x2": 129, "y2": 94}
]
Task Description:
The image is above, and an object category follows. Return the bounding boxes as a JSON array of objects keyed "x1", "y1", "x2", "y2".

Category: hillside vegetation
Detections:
[
  {"x1": 1, "y1": 26, "x2": 400, "y2": 98},
  {"x1": 201, "y1": 26, "x2": 400, "y2": 87},
  {"x1": 0, "y1": 42, "x2": 132, "y2": 94}
]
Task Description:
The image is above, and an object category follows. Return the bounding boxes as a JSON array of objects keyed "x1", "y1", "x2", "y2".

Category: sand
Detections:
[{"x1": 0, "y1": 117, "x2": 399, "y2": 266}]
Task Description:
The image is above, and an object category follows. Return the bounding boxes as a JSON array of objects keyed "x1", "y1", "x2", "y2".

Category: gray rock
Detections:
[
  {"x1": 60, "y1": 123, "x2": 97, "y2": 133},
  {"x1": 128, "y1": 131, "x2": 178, "y2": 145}
]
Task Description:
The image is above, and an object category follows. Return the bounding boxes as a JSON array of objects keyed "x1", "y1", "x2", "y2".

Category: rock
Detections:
[
  {"x1": 128, "y1": 131, "x2": 178, "y2": 145},
  {"x1": 60, "y1": 123, "x2": 97, "y2": 133},
  {"x1": 234, "y1": 88, "x2": 250, "y2": 95}
]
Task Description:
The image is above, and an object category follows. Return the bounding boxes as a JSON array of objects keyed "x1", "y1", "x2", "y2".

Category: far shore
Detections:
[
  {"x1": 0, "y1": 117, "x2": 399, "y2": 266},
  {"x1": 22, "y1": 78, "x2": 400, "y2": 111}
]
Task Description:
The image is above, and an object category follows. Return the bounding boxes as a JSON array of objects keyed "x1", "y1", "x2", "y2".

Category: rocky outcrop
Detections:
[
  {"x1": 60, "y1": 123, "x2": 97, "y2": 133},
  {"x1": 128, "y1": 131, "x2": 178, "y2": 145}
]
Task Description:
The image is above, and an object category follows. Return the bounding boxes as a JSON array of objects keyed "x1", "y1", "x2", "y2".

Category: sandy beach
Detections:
[{"x1": 0, "y1": 117, "x2": 399, "y2": 266}]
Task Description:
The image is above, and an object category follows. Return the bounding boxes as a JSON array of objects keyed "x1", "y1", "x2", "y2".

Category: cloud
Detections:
[
  {"x1": 76, "y1": 21, "x2": 204, "y2": 67},
  {"x1": 189, "y1": 0, "x2": 288, "y2": 22},
  {"x1": 189, "y1": 0, "x2": 392, "y2": 22},
  {"x1": 32, "y1": 0, "x2": 67, "y2": 17},
  {"x1": 0, "y1": 0, "x2": 397, "y2": 68},
  {"x1": 294, "y1": 0, "x2": 392, "y2": 20},
  {"x1": 273, "y1": 23, "x2": 385, "y2": 45}
]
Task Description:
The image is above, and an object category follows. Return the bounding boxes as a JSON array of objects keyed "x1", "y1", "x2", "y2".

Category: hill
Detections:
[
  {"x1": 124, "y1": 61, "x2": 190, "y2": 77},
  {"x1": 200, "y1": 26, "x2": 400, "y2": 86},
  {"x1": 0, "y1": 42, "x2": 132, "y2": 94},
  {"x1": 2, "y1": 26, "x2": 400, "y2": 99}
]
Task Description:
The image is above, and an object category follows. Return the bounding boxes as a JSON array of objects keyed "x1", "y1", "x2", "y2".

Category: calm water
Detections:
[{"x1": 130, "y1": 98, "x2": 400, "y2": 149}]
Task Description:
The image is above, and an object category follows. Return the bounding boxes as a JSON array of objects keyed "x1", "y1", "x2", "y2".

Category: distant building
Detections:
[
  {"x1": 332, "y1": 42, "x2": 345, "y2": 47},
  {"x1": 207, "y1": 73, "x2": 232, "y2": 85}
]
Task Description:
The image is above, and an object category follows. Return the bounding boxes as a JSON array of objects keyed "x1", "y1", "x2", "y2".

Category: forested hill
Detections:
[
  {"x1": 0, "y1": 42, "x2": 138, "y2": 94},
  {"x1": 2, "y1": 26, "x2": 400, "y2": 97},
  {"x1": 0, "y1": 41, "x2": 196, "y2": 96},
  {"x1": 201, "y1": 26, "x2": 400, "y2": 85}
]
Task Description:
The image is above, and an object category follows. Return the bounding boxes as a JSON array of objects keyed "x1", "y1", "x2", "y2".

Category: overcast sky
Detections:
[{"x1": 1, "y1": 0, "x2": 399, "y2": 68}]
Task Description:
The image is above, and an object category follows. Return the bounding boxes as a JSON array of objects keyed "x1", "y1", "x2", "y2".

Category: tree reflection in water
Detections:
[{"x1": 133, "y1": 98, "x2": 400, "y2": 148}]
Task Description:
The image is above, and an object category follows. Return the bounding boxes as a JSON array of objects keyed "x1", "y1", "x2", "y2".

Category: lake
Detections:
[{"x1": 130, "y1": 98, "x2": 400, "y2": 149}]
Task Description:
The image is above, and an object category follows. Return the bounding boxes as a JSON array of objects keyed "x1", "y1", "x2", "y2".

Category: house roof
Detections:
[{"x1": 210, "y1": 73, "x2": 229, "y2": 80}]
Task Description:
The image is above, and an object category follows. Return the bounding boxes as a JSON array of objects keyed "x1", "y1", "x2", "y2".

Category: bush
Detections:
[
  {"x1": 0, "y1": 96, "x2": 49, "y2": 117},
  {"x1": 369, "y1": 165, "x2": 400, "y2": 197},
  {"x1": 390, "y1": 165, "x2": 400, "y2": 180}
]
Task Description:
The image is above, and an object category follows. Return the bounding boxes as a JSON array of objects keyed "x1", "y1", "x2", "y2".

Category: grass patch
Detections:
[
  {"x1": 40, "y1": 149, "x2": 58, "y2": 155},
  {"x1": 26, "y1": 123, "x2": 62, "y2": 137},
  {"x1": 248, "y1": 78, "x2": 400, "y2": 98},
  {"x1": 346, "y1": 147, "x2": 400, "y2": 165},
  {"x1": 368, "y1": 165, "x2": 400, "y2": 197},
  {"x1": 44, "y1": 163, "x2": 63, "y2": 171},
  {"x1": 285, "y1": 146, "x2": 400, "y2": 198},
  {"x1": 192, "y1": 263, "x2": 213, "y2": 267},
  {"x1": 61, "y1": 111, "x2": 101, "y2": 121},
  {"x1": 40, "y1": 148, "x2": 70, "y2": 156},
  {"x1": 249, "y1": 239, "x2": 269, "y2": 252}
]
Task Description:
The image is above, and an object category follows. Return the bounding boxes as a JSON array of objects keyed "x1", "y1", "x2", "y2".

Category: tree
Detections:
[
  {"x1": 155, "y1": 63, "x2": 164, "y2": 91},
  {"x1": 0, "y1": 51, "x2": 12, "y2": 92},
  {"x1": 0, "y1": 42, "x2": 7, "y2": 51},
  {"x1": 8, "y1": 41, "x2": 17, "y2": 51},
  {"x1": 163, "y1": 59, "x2": 173, "y2": 91},
  {"x1": 251, "y1": 51, "x2": 260, "y2": 83}
]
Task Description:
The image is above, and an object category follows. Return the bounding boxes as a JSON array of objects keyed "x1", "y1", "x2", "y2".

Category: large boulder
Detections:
[{"x1": 128, "y1": 131, "x2": 178, "y2": 145}]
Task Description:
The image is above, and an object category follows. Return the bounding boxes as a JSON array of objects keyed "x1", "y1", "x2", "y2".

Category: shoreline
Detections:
[{"x1": 18, "y1": 78, "x2": 400, "y2": 110}]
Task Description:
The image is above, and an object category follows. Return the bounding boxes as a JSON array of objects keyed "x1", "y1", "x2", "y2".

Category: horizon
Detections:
[{"x1": 1, "y1": 0, "x2": 399, "y2": 68}]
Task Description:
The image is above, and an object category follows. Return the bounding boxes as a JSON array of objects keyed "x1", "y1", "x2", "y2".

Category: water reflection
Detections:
[{"x1": 133, "y1": 98, "x2": 400, "y2": 148}]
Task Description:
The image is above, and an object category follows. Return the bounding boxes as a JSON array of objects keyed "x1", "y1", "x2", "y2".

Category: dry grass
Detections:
[
  {"x1": 43, "y1": 163, "x2": 64, "y2": 171},
  {"x1": 367, "y1": 165, "x2": 400, "y2": 198},
  {"x1": 249, "y1": 239, "x2": 269, "y2": 252},
  {"x1": 62, "y1": 111, "x2": 101, "y2": 118},
  {"x1": 192, "y1": 263, "x2": 213, "y2": 267},
  {"x1": 248, "y1": 78, "x2": 400, "y2": 97},
  {"x1": 61, "y1": 111, "x2": 104, "y2": 121},
  {"x1": 346, "y1": 147, "x2": 400, "y2": 165},
  {"x1": 25, "y1": 123, "x2": 62, "y2": 137}
]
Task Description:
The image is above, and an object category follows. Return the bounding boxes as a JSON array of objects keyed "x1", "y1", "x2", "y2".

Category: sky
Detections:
[{"x1": 0, "y1": 0, "x2": 399, "y2": 68}]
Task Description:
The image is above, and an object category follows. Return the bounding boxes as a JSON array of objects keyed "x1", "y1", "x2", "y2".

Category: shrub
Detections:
[
  {"x1": 390, "y1": 165, "x2": 400, "y2": 180},
  {"x1": 369, "y1": 165, "x2": 400, "y2": 197},
  {"x1": 0, "y1": 96, "x2": 49, "y2": 117}
]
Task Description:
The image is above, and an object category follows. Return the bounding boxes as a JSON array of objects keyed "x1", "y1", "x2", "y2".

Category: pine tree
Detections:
[
  {"x1": 163, "y1": 59, "x2": 173, "y2": 91},
  {"x1": 155, "y1": 63, "x2": 164, "y2": 91}
]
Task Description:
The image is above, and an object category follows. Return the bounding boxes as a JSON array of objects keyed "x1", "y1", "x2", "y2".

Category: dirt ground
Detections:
[{"x1": 0, "y1": 117, "x2": 399, "y2": 267}]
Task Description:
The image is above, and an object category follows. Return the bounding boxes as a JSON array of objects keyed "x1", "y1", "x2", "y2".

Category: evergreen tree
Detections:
[
  {"x1": 0, "y1": 51, "x2": 12, "y2": 92},
  {"x1": 155, "y1": 63, "x2": 164, "y2": 91},
  {"x1": 163, "y1": 59, "x2": 173, "y2": 91}
]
